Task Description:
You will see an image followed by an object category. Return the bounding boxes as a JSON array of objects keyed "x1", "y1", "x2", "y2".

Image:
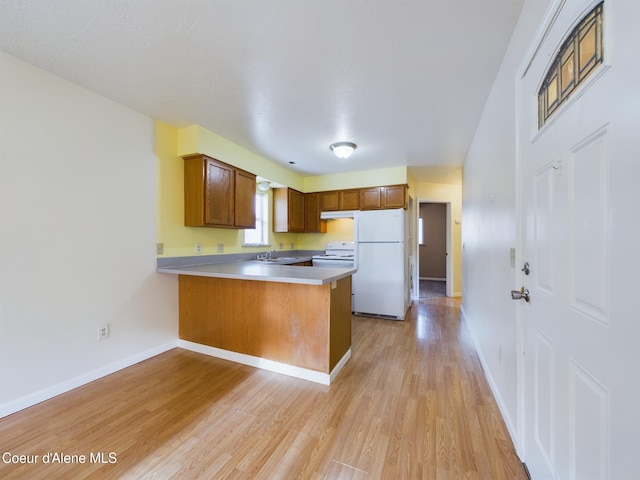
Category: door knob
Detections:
[{"x1": 511, "y1": 287, "x2": 530, "y2": 302}]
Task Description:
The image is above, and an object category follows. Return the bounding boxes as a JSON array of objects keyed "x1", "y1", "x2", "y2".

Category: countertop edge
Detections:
[{"x1": 156, "y1": 264, "x2": 356, "y2": 286}]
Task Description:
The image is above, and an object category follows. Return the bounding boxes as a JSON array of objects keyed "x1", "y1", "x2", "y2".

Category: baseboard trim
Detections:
[
  {"x1": 460, "y1": 305, "x2": 518, "y2": 444},
  {"x1": 178, "y1": 340, "x2": 351, "y2": 386},
  {"x1": 0, "y1": 341, "x2": 178, "y2": 419}
]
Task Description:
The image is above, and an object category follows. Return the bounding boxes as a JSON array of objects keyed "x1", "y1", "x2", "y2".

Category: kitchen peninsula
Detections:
[{"x1": 158, "y1": 258, "x2": 356, "y2": 384}]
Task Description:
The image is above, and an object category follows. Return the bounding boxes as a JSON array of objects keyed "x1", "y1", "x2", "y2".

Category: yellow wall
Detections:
[
  {"x1": 303, "y1": 166, "x2": 408, "y2": 192},
  {"x1": 178, "y1": 125, "x2": 304, "y2": 191},
  {"x1": 156, "y1": 122, "x2": 462, "y2": 295},
  {"x1": 296, "y1": 218, "x2": 355, "y2": 249},
  {"x1": 156, "y1": 122, "x2": 416, "y2": 257},
  {"x1": 410, "y1": 179, "x2": 463, "y2": 296},
  {"x1": 177, "y1": 125, "x2": 408, "y2": 193},
  {"x1": 157, "y1": 121, "x2": 243, "y2": 257},
  {"x1": 156, "y1": 121, "x2": 300, "y2": 257},
  {"x1": 157, "y1": 123, "x2": 415, "y2": 256}
]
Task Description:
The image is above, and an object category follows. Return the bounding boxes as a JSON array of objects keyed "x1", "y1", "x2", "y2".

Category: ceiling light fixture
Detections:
[
  {"x1": 330, "y1": 142, "x2": 357, "y2": 159},
  {"x1": 257, "y1": 181, "x2": 271, "y2": 191}
]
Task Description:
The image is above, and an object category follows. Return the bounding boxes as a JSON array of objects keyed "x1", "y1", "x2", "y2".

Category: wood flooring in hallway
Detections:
[{"x1": 0, "y1": 297, "x2": 527, "y2": 479}]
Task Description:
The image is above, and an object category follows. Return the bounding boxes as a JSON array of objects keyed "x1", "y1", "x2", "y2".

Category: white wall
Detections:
[
  {"x1": 0, "y1": 51, "x2": 178, "y2": 417},
  {"x1": 461, "y1": 0, "x2": 551, "y2": 443}
]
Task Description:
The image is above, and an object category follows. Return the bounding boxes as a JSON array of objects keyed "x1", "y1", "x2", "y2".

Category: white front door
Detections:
[{"x1": 518, "y1": 1, "x2": 640, "y2": 478}]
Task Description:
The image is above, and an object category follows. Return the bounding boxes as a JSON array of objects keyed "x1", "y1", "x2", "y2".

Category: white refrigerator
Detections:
[{"x1": 353, "y1": 208, "x2": 409, "y2": 320}]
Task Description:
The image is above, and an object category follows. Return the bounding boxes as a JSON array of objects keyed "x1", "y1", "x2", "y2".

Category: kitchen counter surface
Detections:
[{"x1": 157, "y1": 260, "x2": 356, "y2": 286}]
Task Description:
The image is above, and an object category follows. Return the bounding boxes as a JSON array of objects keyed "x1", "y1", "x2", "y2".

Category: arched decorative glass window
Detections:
[{"x1": 538, "y1": 2, "x2": 604, "y2": 128}]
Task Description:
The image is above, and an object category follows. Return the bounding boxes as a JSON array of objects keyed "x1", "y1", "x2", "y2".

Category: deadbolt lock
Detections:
[{"x1": 511, "y1": 287, "x2": 530, "y2": 302}]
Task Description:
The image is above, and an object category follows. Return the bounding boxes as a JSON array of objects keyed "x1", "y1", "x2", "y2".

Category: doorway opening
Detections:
[{"x1": 418, "y1": 202, "x2": 448, "y2": 298}]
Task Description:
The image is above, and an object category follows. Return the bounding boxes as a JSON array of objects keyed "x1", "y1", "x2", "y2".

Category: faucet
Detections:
[{"x1": 257, "y1": 250, "x2": 276, "y2": 260}]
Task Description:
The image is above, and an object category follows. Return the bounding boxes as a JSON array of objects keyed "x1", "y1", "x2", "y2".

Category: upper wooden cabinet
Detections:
[
  {"x1": 319, "y1": 184, "x2": 408, "y2": 212},
  {"x1": 304, "y1": 193, "x2": 327, "y2": 233},
  {"x1": 183, "y1": 154, "x2": 256, "y2": 228},
  {"x1": 360, "y1": 185, "x2": 408, "y2": 210},
  {"x1": 319, "y1": 191, "x2": 339, "y2": 211},
  {"x1": 273, "y1": 188, "x2": 305, "y2": 233},
  {"x1": 381, "y1": 185, "x2": 407, "y2": 209},
  {"x1": 319, "y1": 189, "x2": 360, "y2": 211},
  {"x1": 340, "y1": 189, "x2": 360, "y2": 210},
  {"x1": 360, "y1": 187, "x2": 383, "y2": 210},
  {"x1": 234, "y1": 169, "x2": 258, "y2": 228}
]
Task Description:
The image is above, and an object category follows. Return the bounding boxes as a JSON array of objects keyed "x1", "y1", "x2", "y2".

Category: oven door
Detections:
[{"x1": 312, "y1": 258, "x2": 354, "y2": 268}]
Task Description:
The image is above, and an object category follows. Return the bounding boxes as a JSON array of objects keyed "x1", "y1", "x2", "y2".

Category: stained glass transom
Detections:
[{"x1": 538, "y1": 2, "x2": 604, "y2": 128}]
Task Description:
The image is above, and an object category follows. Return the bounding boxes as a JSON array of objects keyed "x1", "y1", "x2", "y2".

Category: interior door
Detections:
[{"x1": 518, "y1": 1, "x2": 640, "y2": 479}]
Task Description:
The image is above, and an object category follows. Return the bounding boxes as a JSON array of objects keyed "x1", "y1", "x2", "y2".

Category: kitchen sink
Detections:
[{"x1": 255, "y1": 257, "x2": 303, "y2": 264}]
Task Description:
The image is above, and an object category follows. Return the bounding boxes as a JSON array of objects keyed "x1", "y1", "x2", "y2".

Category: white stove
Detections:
[{"x1": 312, "y1": 241, "x2": 356, "y2": 267}]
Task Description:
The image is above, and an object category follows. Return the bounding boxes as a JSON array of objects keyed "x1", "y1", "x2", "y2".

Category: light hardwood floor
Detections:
[{"x1": 0, "y1": 297, "x2": 527, "y2": 479}]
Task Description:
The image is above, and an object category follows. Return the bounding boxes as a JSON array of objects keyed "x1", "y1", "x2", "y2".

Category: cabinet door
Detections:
[
  {"x1": 205, "y1": 158, "x2": 234, "y2": 226},
  {"x1": 273, "y1": 188, "x2": 305, "y2": 233},
  {"x1": 288, "y1": 188, "x2": 305, "y2": 232},
  {"x1": 339, "y1": 189, "x2": 360, "y2": 210},
  {"x1": 320, "y1": 191, "x2": 339, "y2": 211},
  {"x1": 234, "y1": 169, "x2": 256, "y2": 228},
  {"x1": 360, "y1": 187, "x2": 382, "y2": 210},
  {"x1": 184, "y1": 156, "x2": 206, "y2": 226},
  {"x1": 381, "y1": 185, "x2": 407, "y2": 209},
  {"x1": 305, "y1": 193, "x2": 327, "y2": 233}
]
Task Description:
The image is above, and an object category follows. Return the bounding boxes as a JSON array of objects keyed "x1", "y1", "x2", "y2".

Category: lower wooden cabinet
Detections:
[
  {"x1": 178, "y1": 274, "x2": 352, "y2": 373},
  {"x1": 291, "y1": 261, "x2": 313, "y2": 266}
]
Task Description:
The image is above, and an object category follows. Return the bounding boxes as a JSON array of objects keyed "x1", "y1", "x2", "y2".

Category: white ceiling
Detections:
[{"x1": 0, "y1": 1, "x2": 523, "y2": 182}]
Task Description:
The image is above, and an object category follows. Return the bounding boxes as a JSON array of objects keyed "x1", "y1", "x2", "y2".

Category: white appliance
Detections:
[
  {"x1": 313, "y1": 242, "x2": 356, "y2": 309},
  {"x1": 353, "y1": 208, "x2": 409, "y2": 320},
  {"x1": 320, "y1": 210, "x2": 357, "y2": 220},
  {"x1": 311, "y1": 241, "x2": 356, "y2": 268}
]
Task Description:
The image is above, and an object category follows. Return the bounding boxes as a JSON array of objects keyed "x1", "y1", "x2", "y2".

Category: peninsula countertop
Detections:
[{"x1": 157, "y1": 260, "x2": 356, "y2": 286}]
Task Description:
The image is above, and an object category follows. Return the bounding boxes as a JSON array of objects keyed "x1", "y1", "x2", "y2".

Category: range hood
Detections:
[{"x1": 320, "y1": 210, "x2": 358, "y2": 220}]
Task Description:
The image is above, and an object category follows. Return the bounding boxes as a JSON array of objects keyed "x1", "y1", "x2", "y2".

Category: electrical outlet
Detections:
[
  {"x1": 195, "y1": 243, "x2": 202, "y2": 254},
  {"x1": 279, "y1": 243, "x2": 283, "y2": 250},
  {"x1": 156, "y1": 243, "x2": 164, "y2": 255},
  {"x1": 217, "y1": 243, "x2": 224, "y2": 253},
  {"x1": 97, "y1": 324, "x2": 110, "y2": 341}
]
